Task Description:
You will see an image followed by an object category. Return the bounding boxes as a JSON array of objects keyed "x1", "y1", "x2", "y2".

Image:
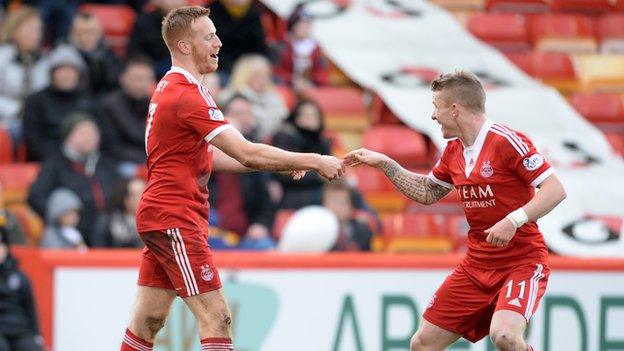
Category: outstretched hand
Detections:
[
  {"x1": 343, "y1": 148, "x2": 389, "y2": 168},
  {"x1": 317, "y1": 155, "x2": 345, "y2": 181}
]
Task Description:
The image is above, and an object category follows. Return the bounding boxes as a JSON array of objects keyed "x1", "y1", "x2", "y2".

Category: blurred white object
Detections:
[{"x1": 279, "y1": 205, "x2": 339, "y2": 252}]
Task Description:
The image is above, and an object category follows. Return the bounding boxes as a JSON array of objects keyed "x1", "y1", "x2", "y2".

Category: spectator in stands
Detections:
[
  {"x1": 271, "y1": 99, "x2": 331, "y2": 209},
  {"x1": 99, "y1": 56, "x2": 155, "y2": 176},
  {"x1": 221, "y1": 54, "x2": 288, "y2": 140},
  {"x1": 128, "y1": 0, "x2": 187, "y2": 78},
  {"x1": 0, "y1": 6, "x2": 49, "y2": 143},
  {"x1": 323, "y1": 181, "x2": 373, "y2": 251},
  {"x1": 274, "y1": 5, "x2": 328, "y2": 92},
  {"x1": 27, "y1": 113, "x2": 120, "y2": 247},
  {"x1": 0, "y1": 228, "x2": 44, "y2": 351},
  {"x1": 208, "y1": 94, "x2": 276, "y2": 249},
  {"x1": 66, "y1": 11, "x2": 123, "y2": 96},
  {"x1": 40, "y1": 188, "x2": 86, "y2": 249},
  {"x1": 94, "y1": 177, "x2": 146, "y2": 248},
  {"x1": 0, "y1": 181, "x2": 26, "y2": 245},
  {"x1": 209, "y1": 0, "x2": 269, "y2": 79},
  {"x1": 27, "y1": 0, "x2": 78, "y2": 45},
  {"x1": 22, "y1": 44, "x2": 93, "y2": 162}
]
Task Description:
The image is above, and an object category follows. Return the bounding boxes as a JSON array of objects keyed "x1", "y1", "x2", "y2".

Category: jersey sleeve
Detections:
[
  {"x1": 428, "y1": 142, "x2": 454, "y2": 189},
  {"x1": 503, "y1": 130, "x2": 554, "y2": 187},
  {"x1": 177, "y1": 87, "x2": 233, "y2": 142}
]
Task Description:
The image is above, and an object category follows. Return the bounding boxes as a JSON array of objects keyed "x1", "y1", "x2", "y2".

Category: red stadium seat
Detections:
[
  {"x1": 0, "y1": 163, "x2": 40, "y2": 204},
  {"x1": 78, "y1": 4, "x2": 136, "y2": 57},
  {"x1": 617, "y1": 0, "x2": 624, "y2": 11},
  {"x1": 598, "y1": 14, "x2": 624, "y2": 53},
  {"x1": 486, "y1": 0, "x2": 550, "y2": 13},
  {"x1": 505, "y1": 52, "x2": 581, "y2": 93},
  {"x1": 348, "y1": 167, "x2": 408, "y2": 213},
  {"x1": 371, "y1": 94, "x2": 403, "y2": 125},
  {"x1": 550, "y1": 0, "x2": 614, "y2": 13},
  {"x1": 275, "y1": 85, "x2": 296, "y2": 110},
  {"x1": 569, "y1": 93, "x2": 624, "y2": 123},
  {"x1": 7, "y1": 203, "x2": 44, "y2": 245},
  {"x1": 362, "y1": 125, "x2": 429, "y2": 168},
  {"x1": 467, "y1": 13, "x2": 531, "y2": 52},
  {"x1": 603, "y1": 130, "x2": 624, "y2": 156},
  {"x1": 0, "y1": 128, "x2": 13, "y2": 164},
  {"x1": 272, "y1": 209, "x2": 295, "y2": 239},
  {"x1": 302, "y1": 87, "x2": 369, "y2": 132},
  {"x1": 380, "y1": 213, "x2": 452, "y2": 253},
  {"x1": 529, "y1": 14, "x2": 598, "y2": 53}
]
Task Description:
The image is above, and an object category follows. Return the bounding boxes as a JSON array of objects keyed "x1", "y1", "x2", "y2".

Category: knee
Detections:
[
  {"x1": 143, "y1": 314, "x2": 167, "y2": 339},
  {"x1": 490, "y1": 328, "x2": 523, "y2": 351},
  {"x1": 197, "y1": 307, "x2": 232, "y2": 334},
  {"x1": 409, "y1": 332, "x2": 429, "y2": 351}
]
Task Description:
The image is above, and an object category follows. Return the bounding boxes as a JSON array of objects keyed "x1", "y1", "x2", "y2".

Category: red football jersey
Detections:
[
  {"x1": 429, "y1": 119, "x2": 553, "y2": 268},
  {"x1": 136, "y1": 66, "x2": 232, "y2": 234}
]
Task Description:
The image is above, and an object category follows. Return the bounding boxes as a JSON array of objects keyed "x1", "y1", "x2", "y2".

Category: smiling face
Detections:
[
  {"x1": 431, "y1": 90, "x2": 460, "y2": 139},
  {"x1": 188, "y1": 16, "x2": 222, "y2": 74}
]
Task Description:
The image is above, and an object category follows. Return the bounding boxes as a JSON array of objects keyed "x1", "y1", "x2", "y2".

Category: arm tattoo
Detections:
[{"x1": 380, "y1": 159, "x2": 451, "y2": 205}]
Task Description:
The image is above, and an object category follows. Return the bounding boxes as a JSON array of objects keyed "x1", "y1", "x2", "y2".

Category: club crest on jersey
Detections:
[
  {"x1": 201, "y1": 265, "x2": 214, "y2": 281},
  {"x1": 209, "y1": 108, "x2": 224, "y2": 121},
  {"x1": 523, "y1": 154, "x2": 544, "y2": 171},
  {"x1": 480, "y1": 161, "x2": 493, "y2": 178}
]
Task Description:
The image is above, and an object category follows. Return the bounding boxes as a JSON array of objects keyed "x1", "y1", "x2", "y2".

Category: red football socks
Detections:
[
  {"x1": 120, "y1": 329, "x2": 153, "y2": 351},
  {"x1": 201, "y1": 337, "x2": 234, "y2": 350}
]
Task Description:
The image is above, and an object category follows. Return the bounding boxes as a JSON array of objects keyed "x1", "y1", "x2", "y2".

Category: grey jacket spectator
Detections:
[
  {"x1": 27, "y1": 114, "x2": 120, "y2": 246},
  {"x1": 0, "y1": 7, "x2": 48, "y2": 131},
  {"x1": 0, "y1": 228, "x2": 43, "y2": 351},
  {"x1": 40, "y1": 188, "x2": 86, "y2": 249},
  {"x1": 209, "y1": 0, "x2": 269, "y2": 76},
  {"x1": 22, "y1": 44, "x2": 94, "y2": 161}
]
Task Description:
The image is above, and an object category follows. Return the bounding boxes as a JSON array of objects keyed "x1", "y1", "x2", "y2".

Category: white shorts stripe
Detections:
[
  {"x1": 490, "y1": 129, "x2": 525, "y2": 155},
  {"x1": 175, "y1": 228, "x2": 200, "y2": 295},
  {"x1": 123, "y1": 335, "x2": 151, "y2": 351},
  {"x1": 492, "y1": 124, "x2": 530, "y2": 154},
  {"x1": 524, "y1": 264, "x2": 544, "y2": 320},
  {"x1": 168, "y1": 229, "x2": 194, "y2": 296},
  {"x1": 493, "y1": 123, "x2": 530, "y2": 152}
]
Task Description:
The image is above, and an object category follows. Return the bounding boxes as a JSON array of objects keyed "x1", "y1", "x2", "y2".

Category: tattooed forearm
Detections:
[{"x1": 379, "y1": 159, "x2": 451, "y2": 205}]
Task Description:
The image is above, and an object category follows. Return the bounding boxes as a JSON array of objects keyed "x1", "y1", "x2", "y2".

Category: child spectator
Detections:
[{"x1": 40, "y1": 188, "x2": 86, "y2": 249}]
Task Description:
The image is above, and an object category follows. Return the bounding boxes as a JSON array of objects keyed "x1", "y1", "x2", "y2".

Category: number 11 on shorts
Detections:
[{"x1": 505, "y1": 279, "x2": 526, "y2": 299}]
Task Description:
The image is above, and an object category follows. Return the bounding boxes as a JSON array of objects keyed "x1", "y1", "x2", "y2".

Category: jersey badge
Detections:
[
  {"x1": 209, "y1": 108, "x2": 224, "y2": 121},
  {"x1": 480, "y1": 161, "x2": 494, "y2": 178},
  {"x1": 523, "y1": 154, "x2": 544, "y2": 171},
  {"x1": 201, "y1": 265, "x2": 214, "y2": 281}
]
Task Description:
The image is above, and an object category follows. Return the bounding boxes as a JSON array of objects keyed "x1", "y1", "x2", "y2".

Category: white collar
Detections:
[
  {"x1": 167, "y1": 66, "x2": 202, "y2": 86},
  {"x1": 463, "y1": 119, "x2": 492, "y2": 152}
]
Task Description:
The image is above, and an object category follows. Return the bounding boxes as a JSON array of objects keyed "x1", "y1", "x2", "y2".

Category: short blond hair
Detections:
[
  {"x1": 227, "y1": 54, "x2": 275, "y2": 92},
  {"x1": 161, "y1": 6, "x2": 210, "y2": 52},
  {"x1": 0, "y1": 6, "x2": 41, "y2": 44},
  {"x1": 431, "y1": 70, "x2": 486, "y2": 114}
]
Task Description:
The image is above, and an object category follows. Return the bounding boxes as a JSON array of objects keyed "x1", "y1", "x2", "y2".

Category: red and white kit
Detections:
[
  {"x1": 424, "y1": 119, "x2": 552, "y2": 341},
  {"x1": 136, "y1": 66, "x2": 233, "y2": 297}
]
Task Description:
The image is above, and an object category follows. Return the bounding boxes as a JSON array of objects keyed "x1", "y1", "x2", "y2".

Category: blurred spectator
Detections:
[
  {"x1": 323, "y1": 181, "x2": 373, "y2": 252},
  {"x1": 208, "y1": 94, "x2": 276, "y2": 249},
  {"x1": 99, "y1": 56, "x2": 154, "y2": 174},
  {"x1": 0, "y1": 6, "x2": 49, "y2": 142},
  {"x1": 66, "y1": 11, "x2": 123, "y2": 96},
  {"x1": 271, "y1": 99, "x2": 331, "y2": 209},
  {"x1": 22, "y1": 44, "x2": 93, "y2": 162},
  {"x1": 40, "y1": 188, "x2": 87, "y2": 249},
  {"x1": 274, "y1": 5, "x2": 328, "y2": 92},
  {"x1": 27, "y1": 114, "x2": 120, "y2": 247},
  {"x1": 221, "y1": 54, "x2": 288, "y2": 140},
  {"x1": 25, "y1": 0, "x2": 79, "y2": 45},
  {"x1": 0, "y1": 228, "x2": 44, "y2": 351},
  {"x1": 0, "y1": 181, "x2": 26, "y2": 245},
  {"x1": 209, "y1": 0, "x2": 269, "y2": 78},
  {"x1": 94, "y1": 177, "x2": 146, "y2": 248},
  {"x1": 128, "y1": 0, "x2": 187, "y2": 78},
  {"x1": 201, "y1": 72, "x2": 223, "y2": 101}
]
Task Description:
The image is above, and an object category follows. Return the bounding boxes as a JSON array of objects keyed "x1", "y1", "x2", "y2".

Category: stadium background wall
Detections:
[{"x1": 12, "y1": 248, "x2": 624, "y2": 351}]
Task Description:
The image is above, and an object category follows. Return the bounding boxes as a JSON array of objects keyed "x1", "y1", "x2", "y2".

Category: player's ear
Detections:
[
  {"x1": 451, "y1": 103, "x2": 459, "y2": 118},
  {"x1": 177, "y1": 39, "x2": 191, "y2": 55}
]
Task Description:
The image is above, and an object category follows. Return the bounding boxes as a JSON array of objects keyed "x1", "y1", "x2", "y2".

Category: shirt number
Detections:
[{"x1": 145, "y1": 103, "x2": 157, "y2": 156}]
